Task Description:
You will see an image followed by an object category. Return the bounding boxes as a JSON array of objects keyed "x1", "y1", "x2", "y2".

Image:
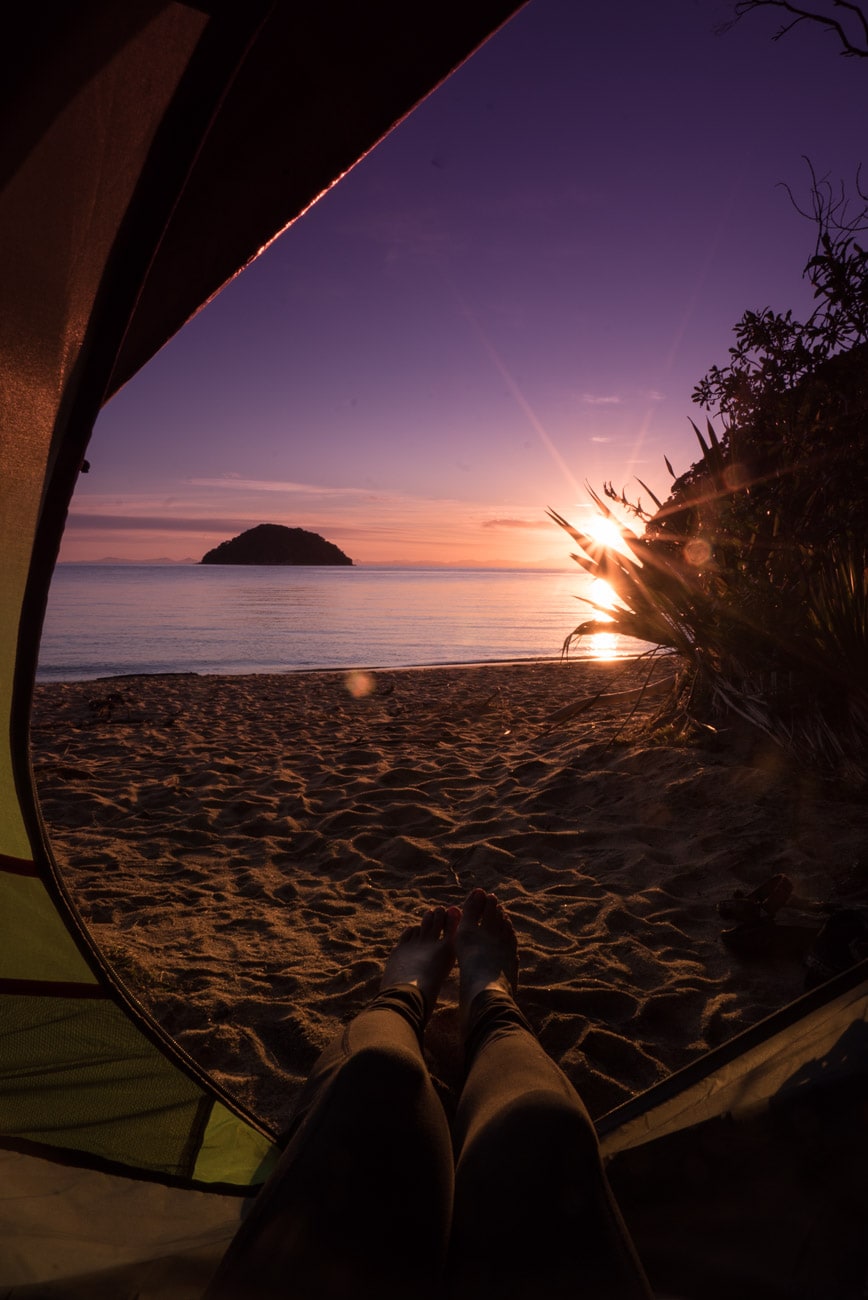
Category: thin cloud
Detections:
[
  {"x1": 67, "y1": 514, "x2": 252, "y2": 533},
  {"x1": 189, "y1": 477, "x2": 369, "y2": 497},
  {"x1": 481, "y1": 518, "x2": 545, "y2": 530},
  {"x1": 582, "y1": 394, "x2": 622, "y2": 406}
]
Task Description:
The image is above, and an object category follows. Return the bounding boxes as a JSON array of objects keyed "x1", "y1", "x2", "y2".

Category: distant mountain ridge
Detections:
[{"x1": 200, "y1": 523, "x2": 353, "y2": 566}]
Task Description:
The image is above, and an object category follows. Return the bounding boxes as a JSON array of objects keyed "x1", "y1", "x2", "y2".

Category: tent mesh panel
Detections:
[{"x1": 0, "y1": 994, "x2": 210, "y2": 1175}]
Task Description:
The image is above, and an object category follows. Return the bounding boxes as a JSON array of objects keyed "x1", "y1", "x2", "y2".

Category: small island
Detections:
[{"x1": 200, "y1": 524, "x2": 353, "y2": 566}]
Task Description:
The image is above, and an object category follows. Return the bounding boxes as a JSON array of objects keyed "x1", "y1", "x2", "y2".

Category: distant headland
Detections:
[{"x1": 200, "y1": 524, "x2": 353, "y2": 566}]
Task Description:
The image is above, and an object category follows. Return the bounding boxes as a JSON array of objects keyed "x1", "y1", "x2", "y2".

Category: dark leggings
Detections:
[{"x1": 205, "y1": 986, "x2": 652, "y2": 1300}]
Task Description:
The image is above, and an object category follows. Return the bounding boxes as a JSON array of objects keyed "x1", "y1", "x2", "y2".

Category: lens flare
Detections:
[
  {"x1": 684, "y1": 538, "x2": 712, "y2": 567},
  {"x1": 345, "y1": 670, "x2": 375, "y2": 699}
]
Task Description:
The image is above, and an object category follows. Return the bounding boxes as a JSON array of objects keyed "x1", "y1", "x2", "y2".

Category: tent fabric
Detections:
[
  {"x1": 0, "y1": 1, "x2": 525, "y2": 1293},
  {"x1": 0, "y1": 7, "x2": 281, "y2": 1291},
  {"x1": 0, "y1": 1149, "x2": 254, "y2": 1300},
  {"x1": 600, "y1": 959, "x2": 868, "y2": 1300}
]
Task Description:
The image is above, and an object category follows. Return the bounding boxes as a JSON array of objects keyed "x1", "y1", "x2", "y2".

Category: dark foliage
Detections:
[{"x1": 552, "y1": 170, "x2": 868, "y2": 774}]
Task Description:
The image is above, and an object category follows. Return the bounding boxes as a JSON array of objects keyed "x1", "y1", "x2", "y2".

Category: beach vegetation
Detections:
[{"x1": 552, "y1": 168, "x2": 868, "y2": 775}]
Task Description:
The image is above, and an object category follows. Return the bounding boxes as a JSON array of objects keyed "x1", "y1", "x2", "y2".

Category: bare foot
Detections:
[
  {"x1": 381, "y1": 905, "x2": 460, "y2": 1017},
  {"x1": 456, "y1": 888, "x2": 519, "y2": 1021}
]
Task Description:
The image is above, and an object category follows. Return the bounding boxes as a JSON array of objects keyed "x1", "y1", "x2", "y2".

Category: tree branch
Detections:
[{"x1": 724, "y1": 1, "x2": 868, "y2": 56}]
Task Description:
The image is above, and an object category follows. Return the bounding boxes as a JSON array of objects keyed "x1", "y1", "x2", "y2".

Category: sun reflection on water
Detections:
[
  {"x1": 584, "y1": 575, "x2": 627, "y2": 660},
  {"x1": 588, "y1": 630, "x2": 620, "y2": 660},
  {"x1": 588, "y1": 577, "x2": 618, "y2": 611}
]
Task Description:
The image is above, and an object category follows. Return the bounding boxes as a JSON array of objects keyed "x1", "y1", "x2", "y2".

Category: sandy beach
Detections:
[{"x1": 30, "y1": 658, "x2": 868, "y2": 1134}]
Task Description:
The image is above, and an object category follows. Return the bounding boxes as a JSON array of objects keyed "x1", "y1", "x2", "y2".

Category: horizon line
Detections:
[{"x1": 55, "y1": 558, "x2": 578, "y2": 573}]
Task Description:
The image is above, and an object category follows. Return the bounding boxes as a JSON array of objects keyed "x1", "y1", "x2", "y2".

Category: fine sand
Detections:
[{"x1": 31, "y1": 658, "x2": 868, "y2": 1132}]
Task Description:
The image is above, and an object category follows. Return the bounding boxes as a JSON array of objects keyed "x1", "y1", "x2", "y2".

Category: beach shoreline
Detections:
[
  {"x1": 69, "y1": 653, "x2": 572, "y2": 685},
  {"x1": 31, "y1": 659, "x2": 868, "y2": 1131}
]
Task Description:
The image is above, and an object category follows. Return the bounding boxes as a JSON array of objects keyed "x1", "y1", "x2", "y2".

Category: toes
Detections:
[
  {"x1": 462, "y1": 888, "x2": 487, "y2": 927},
  {"x1": 420, "y1": 906, "x2": 447, "y2": 940},
  {"x1": 482, "y1": 894, "x2": 502, "y2": 930},
  {"x1": 409, "y1": 896, "x2": 503, "y2": 946}
]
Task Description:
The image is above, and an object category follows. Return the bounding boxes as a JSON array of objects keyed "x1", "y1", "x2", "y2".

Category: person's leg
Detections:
[
  {"x1": 448, "y1": 890, "x2": 652, "y2": 1300},
  {"x1": 205, "y1": 906, "x2": 459, "y2": 1300}
]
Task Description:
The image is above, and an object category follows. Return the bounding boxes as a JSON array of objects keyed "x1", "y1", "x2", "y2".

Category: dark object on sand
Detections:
[
  {"x1": 720, "y1": 916, "x2": 820, "y2": 960},
  {"x1": 718, "y1": 876, "x2": 868, "y2": 989},
  {"x1": 87, "y1": 691, "x2": 126, "y2": 721},
  {"x1": 201, "y1": 524, "x2": 352, "y2": 567},
  {"x1": 718, "y1": 873, "x2": 793, "y2": 925},
  {"x1": 718, "y1": 874, "x2": 801, "y2": 955},
  {"x1": 805, "y1": 909, "x2": 868, "y2": 989}
]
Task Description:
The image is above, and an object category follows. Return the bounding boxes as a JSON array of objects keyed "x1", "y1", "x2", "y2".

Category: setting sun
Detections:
[{"x1": 580, "y1": 512, "x2": 636, "y2": 559}]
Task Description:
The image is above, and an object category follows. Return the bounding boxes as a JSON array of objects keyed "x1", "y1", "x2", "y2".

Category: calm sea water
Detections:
[{"x1": 36, "y1": 565, "x2": 647, "y2": 682}]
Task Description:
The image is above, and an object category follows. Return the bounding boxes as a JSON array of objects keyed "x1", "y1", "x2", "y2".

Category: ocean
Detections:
[{"x1": 36, "y1": 564, "x2": 648, "y2": 682}]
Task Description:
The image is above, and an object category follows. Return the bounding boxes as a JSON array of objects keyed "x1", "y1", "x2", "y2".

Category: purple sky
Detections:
[{"x1": 63, "y1": 0, "x2": 866, "y2": 567}]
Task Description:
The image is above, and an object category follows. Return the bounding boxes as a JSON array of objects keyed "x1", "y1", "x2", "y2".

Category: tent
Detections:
[
  {"x1": 2, "y1": 3, "x2": 866, "y2": 1297},
  {"x1": 0, "y1": 3, "x2": 524, "y2": 1294},
  {"x1": 599, "y1": 956, "x2": 868, "y2": 1300}
]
